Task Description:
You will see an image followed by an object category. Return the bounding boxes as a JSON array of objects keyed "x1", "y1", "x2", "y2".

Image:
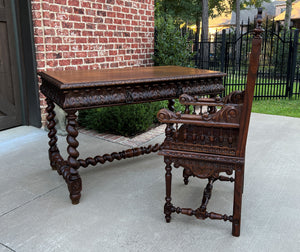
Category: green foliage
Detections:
[
  {"x1": 155, "y1": 0, "x2": 202, "y2": 24},
  {"x1": 228, "y1": 0, "x2": 269, "y2": 12},
  {"x1": 78, "y1": 102, "x2": 165, "y2": 137},
  {"x1": 78, "y1": 99, "x2": 187, "y2": 136},
  {"x1": 153, "y1": 16, "x2": 194, "y2": 67},
  {"x1": 155, "y1": 0, "x2": 226, "y2": 25}
]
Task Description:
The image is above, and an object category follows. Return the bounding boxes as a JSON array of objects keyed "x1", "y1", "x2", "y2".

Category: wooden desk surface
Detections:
[{"x1": 38, "y1": 66, "x2": 226, "y2": 90}]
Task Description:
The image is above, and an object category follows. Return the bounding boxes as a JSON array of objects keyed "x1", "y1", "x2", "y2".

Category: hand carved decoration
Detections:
[
  {"x1": 157, "y1": 102, "x2": 242, "y2": 124},
  {"x1": 211, "y1": 105, "x2": 242, "y2": 123},
  {"x1": 40, "y1": 78, "x2": 224, "y2": 110},
  {"x1": 223, "y1": 90, "x2": 245, "y2": 104},
  {"x1": 65, "y1": 111, "x2": 82, "y2": 204},
  {"x1": 46, "y1": 98, "x2": 60, "y2": 170},
  {"x1": 78, "y1": 144, "x2": 161, "y2": 167},
  {"x1": 40, "y1": 66, "x2": 226, "y2": 205},
  {"x1": 172, "y1": 157, "x2": 234, "y2": 179},
  {"x1": 158, "y1": 9, "x2": 263, "y2": 237}
]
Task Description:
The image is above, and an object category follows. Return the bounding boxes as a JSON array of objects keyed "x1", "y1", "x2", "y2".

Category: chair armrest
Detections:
[
  {"x1": 157, "y1": 103, "x2": 242, "y2": 128},
  {"x1": 179, "y1": 94, "x2": 225, "y2": 107},
  {"x1": 179, "y1": 91, "x2": 245, "y2": 107}
]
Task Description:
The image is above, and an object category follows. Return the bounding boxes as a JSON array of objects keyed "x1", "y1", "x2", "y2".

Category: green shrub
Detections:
[
  {"x1": 153, "y1": 15, "x2": 194, "y2": 67},
  {"x1": 78, "y1": 99, "x2": 187, "y2": 136},
  {"x1": 78, "y1": 102, "x2": 166, "y2": 137}
]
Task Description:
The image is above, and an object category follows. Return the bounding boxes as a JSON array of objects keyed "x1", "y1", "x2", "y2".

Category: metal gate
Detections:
[{"x1": 194, "y1": 19, "x2": 300, "y2": 99}]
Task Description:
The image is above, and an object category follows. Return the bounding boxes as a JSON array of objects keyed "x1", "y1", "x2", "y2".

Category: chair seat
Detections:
[
  {"x1": 158, "y1": 149, "x2": 244, "y2": 179},
  {"x1": 159, "y1": 149, "x2": 244, "y2": 164}
]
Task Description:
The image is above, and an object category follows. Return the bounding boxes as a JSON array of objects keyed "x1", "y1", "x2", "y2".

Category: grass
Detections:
[
  {"x1": 252, "y1": 98, "x2": 300, "y2": 118},
  {"x1": 223, "y1": 78, "x2": 300, "y2": 118}
]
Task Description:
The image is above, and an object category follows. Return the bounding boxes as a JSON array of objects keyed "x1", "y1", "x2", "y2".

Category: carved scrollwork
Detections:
[
  {"x1": 157, "y1": 103, "x2": 242, "y2": 124},
  {"x1": 223, "y1": 90, "x2": 245, "y2": 104},
  {"x1": 157, "y1": 109, "x2": 180, "y2": 122},
  {"x1": 171, "y1": 157, "x2": 234, "y2": 179},
  {"x1": 40, "y1": 77, "x2": 224, "y2": 109},
  {"x1": 211, "y1": 105, "x2": 242, "y2": 123},
  {"x1": 41, "y1": 81, "x2": 65, "y2": 108},
  {"x1": 179, "y1": 93, "x2": 222, "y2": 105},
  {"x1": 179, "y1": 94, "x2": 195, "y2": 104}
]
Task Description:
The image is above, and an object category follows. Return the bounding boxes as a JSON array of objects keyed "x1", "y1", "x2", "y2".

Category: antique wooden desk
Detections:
[{"x1": 39, "y1": 66, "x2": 226, "y2": 204}]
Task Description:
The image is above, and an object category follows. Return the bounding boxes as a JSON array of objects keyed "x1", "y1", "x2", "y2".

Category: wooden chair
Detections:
[{"x1": 157, "y1": 9, "x2": 263, "y2": 237}]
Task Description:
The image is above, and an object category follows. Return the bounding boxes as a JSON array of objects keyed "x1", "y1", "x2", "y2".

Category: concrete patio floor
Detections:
[{"x1": 0, "y1": 113, "x2": 300, "y2": 252}]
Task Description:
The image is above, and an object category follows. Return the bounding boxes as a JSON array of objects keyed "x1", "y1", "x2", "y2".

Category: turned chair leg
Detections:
[
  {"x1": 232, "y1": 165, "x2": 244, "y2": 237},
  {"x1": 164, "y1": 157, "x2": 173, "y2": 223},
  {"x1": 241, "y1": 165, "x2": 245, "y2": 194}
]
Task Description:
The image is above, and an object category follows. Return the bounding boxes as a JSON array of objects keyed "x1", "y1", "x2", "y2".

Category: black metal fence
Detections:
[{"x1": 189, "y1": 19, "x2": 300, "y2": 99}]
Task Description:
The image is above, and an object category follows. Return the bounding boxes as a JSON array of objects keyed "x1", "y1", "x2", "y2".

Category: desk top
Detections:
[
  {"x1": 38, "y1": 66, "x2": 226, "y2": 90},
  {"x1": 40, "y1": 66, "x2": 226, "y2": 109}
]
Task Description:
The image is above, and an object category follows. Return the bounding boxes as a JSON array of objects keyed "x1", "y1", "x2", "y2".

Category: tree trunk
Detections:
[
  {"x1": 284, "y1": 0, "x2": 292, "y2": 30},
  {"x1": 195, "y1": 16, "x2": 201, "y2": 67},
  {"x1": 202, "y1": 0, "x2": 209, "y2": 69},
  {"x1": 235, "y1": 0, "x2": 241, "y2": 71}
]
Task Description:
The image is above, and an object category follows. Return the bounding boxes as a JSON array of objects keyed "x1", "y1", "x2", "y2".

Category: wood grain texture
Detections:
[
  {"x1": 38, "y1": 66, "x2": 226, "y2": 89},
  {"x1": 40, "y1": 66, "x2": 225, "y2": 110}
]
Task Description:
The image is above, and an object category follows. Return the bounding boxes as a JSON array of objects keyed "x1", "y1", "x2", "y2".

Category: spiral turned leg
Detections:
[
  {"x1": 66, "y1": 110, "x2": 82, "y2": 204},
  {"x1": 46, "y1": 98, "x2": 60, "y2": 170}
]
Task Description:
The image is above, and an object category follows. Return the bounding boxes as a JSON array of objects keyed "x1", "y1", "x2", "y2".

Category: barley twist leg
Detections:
[
  {"x1": 66, "y1": 110, "x2": 82, "y2": 204},
  {"x1": 46, "y1": 98, "x2": 61, "y2": 170}
]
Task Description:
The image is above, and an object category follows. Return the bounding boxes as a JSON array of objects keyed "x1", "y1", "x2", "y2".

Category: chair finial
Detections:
[{"x1": 254, "y1": 8, "x2": 263, "y2": 38}]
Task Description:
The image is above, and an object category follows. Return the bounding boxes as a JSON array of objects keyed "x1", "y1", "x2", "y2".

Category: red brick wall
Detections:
[{"x1": 31, "y1": 0, "x2": 155, "y2": 126}]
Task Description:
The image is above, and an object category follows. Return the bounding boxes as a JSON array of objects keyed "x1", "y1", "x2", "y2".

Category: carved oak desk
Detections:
[{"x1": 38, "y1": 66, "x2": 226, "y2": 204}]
